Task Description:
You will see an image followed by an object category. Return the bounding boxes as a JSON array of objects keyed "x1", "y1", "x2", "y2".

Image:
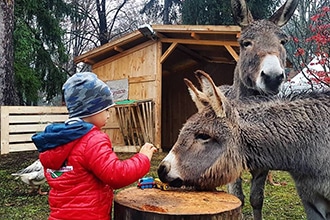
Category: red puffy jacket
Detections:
[{"x1": 39, "y1": 126, "x2": 150, "y2": 220}]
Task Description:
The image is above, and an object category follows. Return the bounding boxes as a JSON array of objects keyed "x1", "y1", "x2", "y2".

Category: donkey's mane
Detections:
[
  {"x1": 283, "y1": 90, "x2": 330, "y2": 101},
  {"x1": 232, "y1": 90, "x2": 330, "y2": 107}
]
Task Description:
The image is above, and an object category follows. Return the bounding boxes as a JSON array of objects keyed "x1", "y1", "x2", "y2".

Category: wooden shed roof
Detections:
[{"x1": 74, "y1": 25, "x2": 241, "y2": 66}]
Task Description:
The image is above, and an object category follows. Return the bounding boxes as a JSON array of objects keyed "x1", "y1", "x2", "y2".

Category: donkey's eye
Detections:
[
  {"x1": 241, "y1": 40, "x2": 252, "y2": 48},
  {"x1": 196, "y1": 133, "x2": 211, "y2": 140},
  {"x1": 280, "y1": 39, "x2": 288, "y2": 45}
]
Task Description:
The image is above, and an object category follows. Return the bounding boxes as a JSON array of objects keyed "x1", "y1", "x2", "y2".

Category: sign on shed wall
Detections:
[{"x1": 106, "y1": 79, "x2": 129, "y2": 102}]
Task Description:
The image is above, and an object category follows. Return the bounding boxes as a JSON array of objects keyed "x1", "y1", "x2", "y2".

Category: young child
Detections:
[{"x1": 32, "y1": 72, "x2": 157, "y2": 220}]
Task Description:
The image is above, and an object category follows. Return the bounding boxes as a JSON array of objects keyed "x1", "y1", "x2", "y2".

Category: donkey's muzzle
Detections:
[
  {"x1": 261, "y1": 71, "x2": 285, "y2": 94},
  {"x1": 158, "y1": 162, "x2": 183, "y2": 187}
]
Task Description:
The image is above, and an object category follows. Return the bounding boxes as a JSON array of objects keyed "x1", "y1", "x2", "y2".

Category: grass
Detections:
[{"x1": 0, "y1": 151, "x2": 306, "y2": 219}]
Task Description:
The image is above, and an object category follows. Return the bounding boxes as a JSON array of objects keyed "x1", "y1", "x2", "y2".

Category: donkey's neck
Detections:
[
  {"x1": 231, "y1": 69, "x2": 263, "y2": 99},
  {"x1": 232, "y1": 81, "x2": 263, "y2": 98},
  {"x1": 239, "y1": 95, "x2": 330, "y2": 175}
]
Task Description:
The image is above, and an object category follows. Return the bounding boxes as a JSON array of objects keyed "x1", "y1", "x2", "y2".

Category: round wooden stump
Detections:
[{"x1": 114, "y1": 187, "x2": 242, "y2": 220}]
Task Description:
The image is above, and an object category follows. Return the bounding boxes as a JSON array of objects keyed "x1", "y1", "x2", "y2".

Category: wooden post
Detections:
[
  {"x1": 114, "y1": 187, "x2": 242, "y2": 220},
  {"x1": 0, "y1": 106, "x2": 10, "y2": 154}
]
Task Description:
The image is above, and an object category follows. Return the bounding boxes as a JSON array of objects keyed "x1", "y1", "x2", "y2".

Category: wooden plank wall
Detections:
[
  {"x1": 0, "y1": 106, "x2": 68, "y2": 154},
  {"x1": 92, "y1": 43, "x2": 159, "y2": 149},
  {"x1": 161, "y1": 63, "x2": 235, "y2": 151}
]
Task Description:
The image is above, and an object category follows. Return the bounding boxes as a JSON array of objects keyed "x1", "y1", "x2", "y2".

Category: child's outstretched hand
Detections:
[{"x1": 139, "y1": 143, "x2": 158, "y2": 161}]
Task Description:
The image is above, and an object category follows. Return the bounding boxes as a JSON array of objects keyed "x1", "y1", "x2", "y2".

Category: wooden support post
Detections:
[{"x1": 1, "y1": 106, "x2": 10, "y2": 154}]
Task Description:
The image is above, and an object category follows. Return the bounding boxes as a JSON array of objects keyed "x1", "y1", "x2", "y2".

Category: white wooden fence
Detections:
[{"x1": 0, "y1": 106, "x2": 68, "y2": 154}]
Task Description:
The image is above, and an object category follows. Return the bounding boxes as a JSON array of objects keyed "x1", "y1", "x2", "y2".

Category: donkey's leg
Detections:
[
  {"x1": 250, "y1": 169, "x2": 269, "y2": 220},
  {"x1": 302, "y1": 200, "x2": 328, "y2": 220},
  {"x1": 298, "y1": 191, "x2": 330, "y2": 220},
  {"x1": 227, "y1": 177, "x2": 245, "y2": 207}
]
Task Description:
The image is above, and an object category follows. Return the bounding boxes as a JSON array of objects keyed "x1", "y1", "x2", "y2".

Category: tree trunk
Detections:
[
  {"x1": 96, "y1": 0, "x2": 108, "y2": 45},
  {"x1": 114, "y1": 187, "x2": 242, "y2": 220},
  {"x1": 0, "y1": 0, "x2": 19, "y2": 105}
]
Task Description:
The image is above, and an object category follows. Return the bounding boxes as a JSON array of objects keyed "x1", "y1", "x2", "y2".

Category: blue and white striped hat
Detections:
[{"x1": 63, "y1": 72, "x2": 114, "y2": 118}]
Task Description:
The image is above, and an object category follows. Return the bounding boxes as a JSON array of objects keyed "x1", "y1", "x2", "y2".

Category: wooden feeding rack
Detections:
[{"x1": 114, "y1": 99, "x2": 154, "y2": 147}]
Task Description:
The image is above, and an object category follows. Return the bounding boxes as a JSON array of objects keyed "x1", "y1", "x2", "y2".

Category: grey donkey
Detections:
[
  {"x1": 220, "y1": 0, "x2": 299, "y2": 219},
  {"x1": 158, "y1": 70, "x2": 330, "y2": 220}
]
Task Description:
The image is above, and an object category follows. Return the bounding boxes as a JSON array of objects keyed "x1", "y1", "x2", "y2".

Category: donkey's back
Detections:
[{"x1": 241, "y1": 92, "x2": 330, "y2": 220}]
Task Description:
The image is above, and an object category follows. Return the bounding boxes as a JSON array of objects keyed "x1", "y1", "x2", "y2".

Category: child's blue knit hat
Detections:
[{"x1": 63, "y1": 72, "x2": 114, "y2": 118}]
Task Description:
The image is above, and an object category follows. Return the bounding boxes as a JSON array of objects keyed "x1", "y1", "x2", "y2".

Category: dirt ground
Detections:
[{"x1": 0, "y1": 151, "x2": 40, "y2": 171}]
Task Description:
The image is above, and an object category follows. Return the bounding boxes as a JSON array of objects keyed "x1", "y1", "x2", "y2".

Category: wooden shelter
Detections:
[{"x1": 74, "y1": 25, "x2": 241, "y2": 152}]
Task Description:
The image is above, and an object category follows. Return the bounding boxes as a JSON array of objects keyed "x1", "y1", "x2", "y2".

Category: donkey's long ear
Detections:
[
  {"x1": 269, "y1": 0, "x2": 298, "y2": 27},
  {"x1": 194, "y1": 70, "x2": 228, "y2": 118},
  {"x1": 194, "y1": 70, "x2": 213, "y2": 97},
  {"x1": 231, "y1": 0, "x2": 254, "y2": 27},
  {"x1": 184, "y1": 78, "x2": 209, "y2": 113}
]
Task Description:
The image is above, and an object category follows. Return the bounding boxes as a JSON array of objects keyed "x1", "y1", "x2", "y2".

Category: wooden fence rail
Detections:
[{"x1": 0, "y1": 106, "x2": 68, "y2": 154}]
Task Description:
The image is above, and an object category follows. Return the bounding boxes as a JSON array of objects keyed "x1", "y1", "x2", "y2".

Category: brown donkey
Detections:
[
  {"x1": 218, "y1": 0, "x2": 299, "y2": 219},
  {"x1": 158, "y1": 70, "x2": 330, "y2": 220}
]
